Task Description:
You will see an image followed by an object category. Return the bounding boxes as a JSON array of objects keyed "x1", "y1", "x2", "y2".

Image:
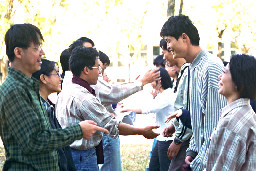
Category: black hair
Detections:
[
  {"x1": 99, "y1": 51, "x2": 110, "y2": 65},
  {"x1": 229, "y1": 54, "x2": 256, "y2": 99},
  {"x1": 160, "y1": 38, "x2": 167, "y2": 50},
  {"x1": 159, "y1": 67, "x2": 173, "y2": 90},
  {"x1": 60, "y1": 49, "x2": 71, "y2": 78},
  {"x1": 5, "y1": 23, "x2": 44, "y2": 62},
  {"x1": 68, "y1": 40, "x2": 84, "y2": 54},
  {"x1": 68, "y1": 37, "x2": 95, "y2": 54},
  {"x1": 153, "y1": 55, "x2": 166, "y2": 68},
  {"x1": 160, "y1": 15, "x2": 200, "y2": 46},
  {"x1": 32, "y1": 59, "x2": 55, "y2": 80},
  {"x1": 78, "y1": 37, "x2": 95, "y2": 47},
  {"x1": 69, "y1": 46, "x2": 99, "y2": 77}
]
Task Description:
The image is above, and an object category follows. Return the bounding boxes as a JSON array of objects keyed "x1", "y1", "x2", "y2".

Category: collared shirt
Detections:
[
  {"x1": 95, "y1": 74, "x2": 143, "y2": 107},
  {"x1": 187, "y1": 50, "x2": 227, "y2": 170},
  {"x1": 0, "y1": 67, "x2": 82, "y2": 170},
  {"x1": 203, "y1": 98, "x2": 256, "y2": 171},
  {"x1": 172, "y1": 63, "x2": 193, "y2": 143},
  {"x1": 141, "y1": 88, "x2": 176, "y2": 141},
  {"x1": 56, "y1": 82, "x2": 120, "y2": 150}
]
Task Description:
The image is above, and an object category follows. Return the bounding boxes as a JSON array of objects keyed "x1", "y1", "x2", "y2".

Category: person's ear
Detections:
[
  {"x1": 13, "y1": 47, "x2": 23, "y2": 59},
  {"x1": 83, "y1": 66, "x2": 90, "y2": 75},
  {"x1": 40, "y1": 74, "x2": 47, "y2": 84},
  {"x1": 181, "y1": 33, "x2": 189, "y2": 43}
]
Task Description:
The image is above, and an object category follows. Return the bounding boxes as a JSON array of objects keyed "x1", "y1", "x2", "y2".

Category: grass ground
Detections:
[{"x1": 0, "y1": 142, "x2": 151, "y2": 171}]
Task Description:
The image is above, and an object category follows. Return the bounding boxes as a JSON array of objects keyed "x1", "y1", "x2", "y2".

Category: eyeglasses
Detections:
[
  {"x1": 48, "y1": 71, "x2": 61, "y2": 78},
  {"x1": 32, "y1": 45, "x2": 43, "y2": 52},
  {"x1": 91, "y1": 66, "x2": 102, "y2": 73}
]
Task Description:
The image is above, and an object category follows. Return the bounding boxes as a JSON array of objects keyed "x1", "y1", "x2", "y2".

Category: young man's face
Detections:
[
  {"x1": 20, "y1": 41, "x2": 45, "y2": 76},
  {"x1": 164, "y1": 35, "x2": 187, "y2": 60},
  {"x1": 87, "y1": 59, "x2": 100, "y2": 85}
]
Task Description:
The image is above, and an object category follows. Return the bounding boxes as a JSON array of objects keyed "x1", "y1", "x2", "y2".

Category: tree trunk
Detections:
[
  {"x1": 167, "y1": 0, "x2": 175, "y2": 17},
  {"x1": 179, "y1": 0, "x2": 184, "y2": 15}
]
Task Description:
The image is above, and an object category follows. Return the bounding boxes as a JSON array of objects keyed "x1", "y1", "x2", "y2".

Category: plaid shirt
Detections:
[
  {"x1": 0, "y1": 67, "x2": 83, "y2": 170},
  {"x1": 56, "y1": 82, "x2": 120, "y2": 150},
  {"x1": 95, "y1": 75, "x2": 143, "y2": 107},
  {"x1": 203, "y1": 98, "x2": 256, "y2": 171}
]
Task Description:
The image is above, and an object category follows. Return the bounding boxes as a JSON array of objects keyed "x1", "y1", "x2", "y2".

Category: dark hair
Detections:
[
  {"x1": 32, "y1": 59, "x2": 55, "y2": 80},
  {"x1": 159, "y1": 67, "x2": 173, "y2": 90},
  {"x1": 78, "y1": 37, "x2": 94, "y2": 47},
  {"x1": 153, "y1": 55, "x2": 166, "y2": 68},
  {"x1": 229, "y1": 54, "x2": 256, "y2": 99},
  {"x1": 60, "y1": 49, "x2": 71, "y2": 76},
  {"x1": 160, "y1": 15, "x2": 200, "y2": 46},
  {"x1": 69, "y1": 46, "x2": 99, "y2": 77},
  {"x1": 68, "y1": 37, "x2": 94, "y2": 54},
  {"x1": 5, "y1": 23, "x2": 44, "y2": 62},
  {"x1": 99, "y1": 51, "x2": 110, "y2": 65},
  {"x1": 160, "y1": 38, "x2": 167, "y2": 50}
]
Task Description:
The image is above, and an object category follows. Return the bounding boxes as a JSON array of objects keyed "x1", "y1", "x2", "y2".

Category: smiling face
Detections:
[
  {"x1": 18, "y1": 41, "x2": 45, "y2": 77},
  {"x1": 218, "y1": 64, "x2": 238, "y2": 99},
  {"x1": 43, "y1": 65, "x2": 62, "y2": 93},
  {"x1": 164, "y1": 34, "x2": 188, "y2": 60}
]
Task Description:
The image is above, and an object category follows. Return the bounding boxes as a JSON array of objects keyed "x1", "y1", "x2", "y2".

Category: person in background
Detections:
[
  {"x1": 160, "y1": 38, "x2": 192, "y2": 171},
  {"x1": 121, "y1": 67, "x2": 176, "y2": 171},
  {"x1": 153, "y1": 54, "x2": 166, "y2": 68},
  {"x1": 62, "y1": 37, "x2": 160, "y2": 171},
  {"x1": 0, "y1": 23, "x2": 108, "y2": 170},
  {"x1": 203, "y1": 54, "x2": 256, "y2": 170},
  {"x1": 56, "y1": 46, "x2": 160, "y2": 171},
  {"x1": 32, "y1": 59, "x2": 76, "y2": 171},
  {"x1": 160, "y1": 15, "x2": 227, "y2": 170}
]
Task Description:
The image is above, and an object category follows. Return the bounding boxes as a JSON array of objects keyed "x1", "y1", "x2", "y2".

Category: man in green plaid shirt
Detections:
[{"x1": 0, "y1": 24, "x2": 109, "y2": 170}]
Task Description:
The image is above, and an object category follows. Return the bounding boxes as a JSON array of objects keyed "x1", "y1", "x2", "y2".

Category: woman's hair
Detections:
[
  {"x1": 159, "y1": 67, "x2": 173, "y2": 90},
  {"x1": 229, "y1": 54, "x2": 256, "y2": 99},
  {"x1": 32, "y1": 59, "x2": 56, "y2": 80}
]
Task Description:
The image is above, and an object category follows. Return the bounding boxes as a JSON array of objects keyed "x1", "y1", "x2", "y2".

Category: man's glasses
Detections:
[{"x1": 32, "y1": 45, "x2": 43, "y2": 52}]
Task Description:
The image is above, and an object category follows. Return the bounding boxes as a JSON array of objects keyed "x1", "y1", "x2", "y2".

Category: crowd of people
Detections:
[{"x1": 0, "y1": 14, "x2": 256, "y2": 171}]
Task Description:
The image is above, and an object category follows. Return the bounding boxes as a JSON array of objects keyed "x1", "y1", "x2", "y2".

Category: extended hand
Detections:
[
  {"x1": 79, "y1": 120, "x2": 109, "y2": 139},
  {"x1": 162, "y1": 124, "x2": 175, "y2": 137},
  {"x1": 165, "y1": 109, "x2": 182, "y2": 123},
  {"x1": 141, "y1": 68, "x2": 160, "y2": 86},
  {"x1": 167, "y1": 141, "x2": 181, "y2": 160},
  {"x1": 141, "y1": 125, "x2": 160, "y2": 139}
]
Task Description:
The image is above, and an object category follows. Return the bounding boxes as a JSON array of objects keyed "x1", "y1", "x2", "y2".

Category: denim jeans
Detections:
[
  {"x1": 99, "y1": 134, "x2": 122, "y2": 171},
  {"x1": 149, "y1": 140, "x2": 172, "y2": 171},
  {"x1": 71, "y1": 148, "x2": 99, "y2": 171}
]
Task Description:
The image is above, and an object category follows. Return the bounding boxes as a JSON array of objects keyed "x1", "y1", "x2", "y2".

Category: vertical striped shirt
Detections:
[
  {"x1": 203, "y1": 98, "x2": 256, "y2": 171},
  {"x1": 187, "y1": 50, "x2": 227, "y2": 170}
]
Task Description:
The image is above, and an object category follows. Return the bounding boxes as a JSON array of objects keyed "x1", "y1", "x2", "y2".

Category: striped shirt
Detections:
[
  {"x1": 172, "y1": 63, "x2": 192, "y2": 142},
  {"x1": 203, "y1": 98, "x2": 256, "y2": 171},
  {"x1": 56, "y1": 83, "x2": 120, "y2": 150},
  {"x1": 187, "y1": 50, "x2": 227, "y2": 170}
]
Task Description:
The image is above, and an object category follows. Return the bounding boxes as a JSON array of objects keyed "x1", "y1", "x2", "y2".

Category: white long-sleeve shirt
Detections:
[{"x1": 141, "y1": 88, "x2": 176, "y2": 141}]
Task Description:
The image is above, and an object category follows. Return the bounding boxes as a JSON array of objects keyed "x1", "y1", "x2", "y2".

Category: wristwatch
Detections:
[{"x1": 174, "y1": 137, "x2": 182, "y2": 145}]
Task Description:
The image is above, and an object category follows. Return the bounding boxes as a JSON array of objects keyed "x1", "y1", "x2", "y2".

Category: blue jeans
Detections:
[
  {"x1": 99, "y1": 134, "x2": 122, "y2": 171},
  {"x1": 71, "y1": 148, "x2": 99, "y2": 171},
  {"x1": 149, "y1": 140, "x2": 172, "y2": 171}
]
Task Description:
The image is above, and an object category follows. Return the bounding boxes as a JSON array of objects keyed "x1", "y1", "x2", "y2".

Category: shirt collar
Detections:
[
  {"x1": 190, "y1": 50, "x2": 206, "y2": 70},
  {"x1": 221, "y1": 98, "x2": 250, "y2": 118},
  {"x1": 72, "y1": 75, "x2": 96, "y2": 96},
  {"x1": 8, "y1": 67, "x2": 39, "y2": 89}
]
